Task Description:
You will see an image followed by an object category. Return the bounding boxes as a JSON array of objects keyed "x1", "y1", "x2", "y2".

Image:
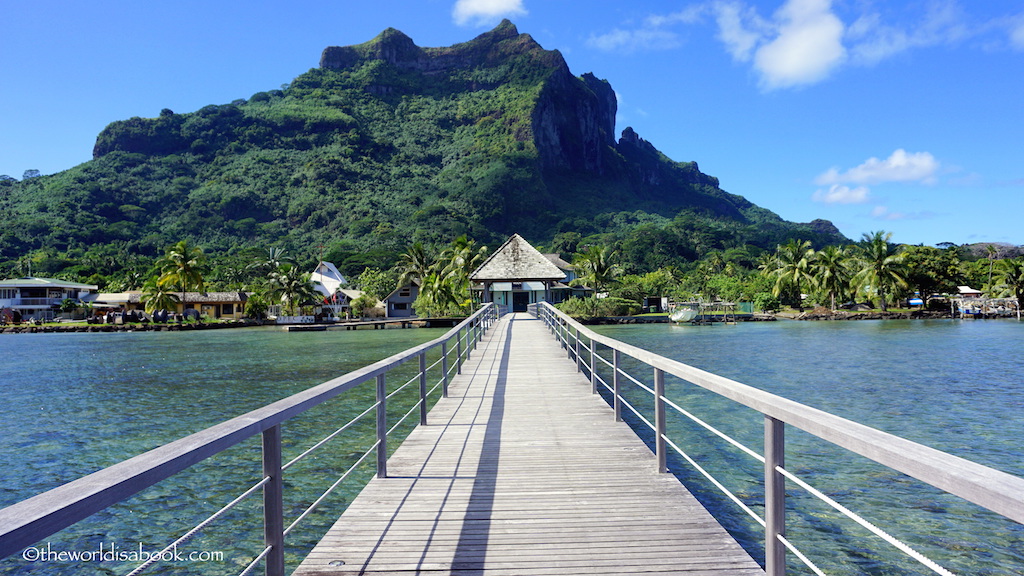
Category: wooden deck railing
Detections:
[
  {"x1": 535, "y1": 301, "x2": 1024, "y2": 576},
  {"x1": 0, "y1": 304, "x2": 498, "y2": 576}
]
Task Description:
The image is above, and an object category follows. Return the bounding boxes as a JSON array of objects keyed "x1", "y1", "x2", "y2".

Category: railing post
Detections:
[
  {"x1": 419, "y1": 352, "x2": 428, "y2": 426},
  {"x1": 474, "y1": 316, "x2": 481, "y2": 349},
  {"x1": 765, "y1": 416, "x2": 786, "y2": 576},
  {"x1": 261, "y1": 425, "x2": 285, "y2": 576},
  {"x1": 654, "y1": 368, "x2": 667, "y2": 473},
  {"x1": 456, "y1": 327, "x2": 463, "y2": 375},
  {"x1": 376, "y1": 373, "x2": 387, "y2": 479},
  {"x1": 590, "y1": 338, "x2": 597, "y2": 394},
  {"x1": 613, "y1": 349, "x2": 622, "y2": 422},
  {"x1": 574, "y1": 328, "x2": 581, "y2": 372},
  {"x1": 441, "y1": 342, "x2": 449, "y2": 398},
  {"x1": 564, "y1": 321, "x2": 570, "y2": 356}
]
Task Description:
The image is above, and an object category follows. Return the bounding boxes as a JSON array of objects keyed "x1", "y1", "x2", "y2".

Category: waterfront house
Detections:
[
  {"x1": 384, "y1": 282, "x2": 419, "y2": 318},
  {"x1": 183, "y1": 292, "x2": 249, "y2": 320},
  {"x1": 311, "y1": 262, "x2": 347, "y2": 299},
  {"x1": 470, "y1": 234, "x2": 567, "y2": 313},
  {"x1": 542, "y1": 253, "x2": 592, "y2": 304},
  {"x1": 0, "y1": 277, "x2": 98, "y2": 322},
  {"x1": 310, "y1": 261, "x2": 349, "y2": 317}
]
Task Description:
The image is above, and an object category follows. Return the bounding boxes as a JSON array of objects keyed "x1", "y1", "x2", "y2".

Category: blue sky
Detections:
[{"x1": 2, "y1": 0, "x2": 1022, "y2": 246}]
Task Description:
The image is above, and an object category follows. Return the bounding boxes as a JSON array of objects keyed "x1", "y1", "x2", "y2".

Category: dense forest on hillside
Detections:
[{"x1": 0, "y1": 21, "x2": 847, "y2": 287}]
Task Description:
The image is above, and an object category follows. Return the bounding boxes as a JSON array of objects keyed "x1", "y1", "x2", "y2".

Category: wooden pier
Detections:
[{"x1": 293, "y1": 312, "x2": 763, "y2": 575}]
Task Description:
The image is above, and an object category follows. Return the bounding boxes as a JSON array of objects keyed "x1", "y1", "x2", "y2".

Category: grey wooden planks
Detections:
[{"x1": 293, "y1": 313, "x2": 764, "y2": 576}]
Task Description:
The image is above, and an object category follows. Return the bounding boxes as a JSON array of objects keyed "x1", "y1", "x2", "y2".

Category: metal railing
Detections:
[
  {"x1": 0, "y1": 303, "x2": 498, "y2": 576},
  {"x1": 536, "y1": 302, "x2": 1024, "y2": 576},
  {"x1": 1, "y1": 298, "x2": 62, "y2": 307}
]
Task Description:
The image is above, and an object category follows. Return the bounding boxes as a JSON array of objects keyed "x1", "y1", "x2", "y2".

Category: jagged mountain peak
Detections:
[{"x1": 6, "y1": 22, "x2": 845, "y2": 267}]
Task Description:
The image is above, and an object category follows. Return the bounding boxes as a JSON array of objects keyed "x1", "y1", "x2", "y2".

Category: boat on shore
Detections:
[{"x1": 669, "y1": 307, "x2": 699, "y2": 323}]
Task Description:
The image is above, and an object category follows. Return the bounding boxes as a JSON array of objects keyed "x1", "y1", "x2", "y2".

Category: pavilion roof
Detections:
[{"x1": 470, "y1": 234, "x2": 566, "y2": 282}]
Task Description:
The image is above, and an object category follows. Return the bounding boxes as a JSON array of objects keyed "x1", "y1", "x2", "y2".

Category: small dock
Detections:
[{"x1": 293, "y1": 312, "x2": 762, "y2": 575}]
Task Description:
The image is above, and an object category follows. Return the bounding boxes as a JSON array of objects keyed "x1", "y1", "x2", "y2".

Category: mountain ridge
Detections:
[{"x1": 0, "y1": 20, "x2": 844, "y2": 276}]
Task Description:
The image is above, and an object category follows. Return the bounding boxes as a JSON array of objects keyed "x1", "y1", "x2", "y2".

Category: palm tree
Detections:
[
  {"x1": 986, "y1": 244, "x2": 1000, "y2": 288},
  {"x1": 767, "y1": 239, "x2": 814, "y2": 310},
  {"x1": 851, "y1": 231, "x2": 908, "y2": 312},
  {"x1": 396, "y1": 242, "x2": 434, "y2": 288},
  {"x1": 156, "y1": 240, "x2": 206, "y2": 316},
  {"x1": 250, "y1": 247, "x2": 290, "y2": 276},
  {"x1": 996, "y1": 257, "x2": 1024, "y2": 313},
  {"x1": 141, "y1": 277, "x2": 180, "y2": 314},
  {"x1": 267, "y1": 263, "x2": 320, "y2": 316},
  {"x1": 443, "y1": 235, "x2": 488, "y2": 278},
  {"x1": 438, "y1": 236, "x2": 488, "y2": 310},
  {"x1": 570, "y1": 245, "x2": 623, "y2": 294},
  {"x1": 811, "y1": 245, "x2": 852, "y2": 311}
]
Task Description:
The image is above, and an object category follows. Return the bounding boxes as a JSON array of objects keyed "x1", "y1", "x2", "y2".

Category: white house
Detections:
[
  {"x1": 0, "y1": 277, "x2": 98, "y2": 322},
  {"x1": 309, "y1": 261, "x2": 348, "y2": 317}
]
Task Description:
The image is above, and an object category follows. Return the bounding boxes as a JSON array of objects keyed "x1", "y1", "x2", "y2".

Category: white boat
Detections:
[{"x1": 669, "y1": 307, "x2": 698, "y2": 323}]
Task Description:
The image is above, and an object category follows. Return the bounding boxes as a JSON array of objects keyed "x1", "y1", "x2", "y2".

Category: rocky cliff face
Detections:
[
  {"x1": 321, "y1": 20, "x2": 619, "y2": 176},
  {"x1": 74, "y1": 21, "x2": 846, "y2": 259}
]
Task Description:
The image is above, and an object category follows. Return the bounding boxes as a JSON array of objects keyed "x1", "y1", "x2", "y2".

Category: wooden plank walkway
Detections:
[{"x1": 293, "y1": 312, "x2": 764, "y2": 575}]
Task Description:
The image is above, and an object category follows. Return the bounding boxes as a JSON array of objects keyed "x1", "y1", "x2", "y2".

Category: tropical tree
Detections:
[
  {"x1": 810, "y1": 245, "x2": 852, "y2": 311},
  {"x1": 396, "y1": 242, "x2": 434, "y2": 288},
  {"x1": 902, "y1": 245, "x2": 962, "y2": 302},
  {"x1": 986, "y1": 244, "x2": 1000, "y2": 288},
  {"x1": 266, "y1": 263, "x2": 319, "y2": 315},
  {"x1": 155, "y1": 240, "x2": 206, "y2": 314},
  {"x1": 411, "y1": 237, "x2": 487, "y2": 317},
  {"x1": 243, "y1": 292, "x2": 270, "y2": 320},
  {"x1": 355, "y1": 268, "x2": 394, "y2": 300},
  {"x1": 141, "y1": 277, "x2": 180, "y2": 314},
  {"x1": 249, "y1": 247, "x2": 291, "y2": 277},
  {"x1": 765, "y1": 239, "x2": 814, "y2": 310},
  {"x1": 851, "y1": 231, "x2": 909, "y2": 312},
  {"x1": 439, "y1": 235, "x2": 487, "y2": 308},
  {"x1": 570, "y1": 245, "x2": 623, "y2": 294},
  {"x1": 350, "y1": 293, "x2": 379, "y2": 318},
  {"x1": 996, "y1": 257, "x2": 1024, "y2": 311}
]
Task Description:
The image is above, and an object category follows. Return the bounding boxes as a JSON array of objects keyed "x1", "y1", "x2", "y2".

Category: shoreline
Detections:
[{"x1": 0, "y1": 319, "x2": 264, "y2": 334}]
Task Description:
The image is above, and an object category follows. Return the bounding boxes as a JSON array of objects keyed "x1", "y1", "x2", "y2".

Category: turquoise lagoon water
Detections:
[
  {"x1": 592, "y1": 319, "x2": 1024, "y2": 576},
  {"x1": 0, "y1": 326, "x2": 447, "y2": 576},
  {"x1": 0, "y1": 319, "x2": 1022, "y2": 575}
]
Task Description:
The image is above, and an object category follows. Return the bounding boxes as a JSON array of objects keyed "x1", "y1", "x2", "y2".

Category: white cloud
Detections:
[
  {"x1": 1012, "y1": 16, "x2": 1024, "y2": 50},
  {"x1": 713, "y1": 2, "x2": 763, "y2": 61},
  {"x1": 587, "y1": 27, "x2": 681, "y2": 52},
  {"x1": 847, "y1": 3, "x2": 970, "y2": 65},
  {"x1": 752, "y1": 0, "x2": 847, "y2": 89},
  {"x1": 815, "y1": 149, "x2": 940, "y2": 186},
  {"x1": 870, "y1": 205, "x2": 935, "y2": 221},
  {"x1": 587, "y1": 7, "x2": 706, "y2": 52},
  {"x1": 646, "y1": 6, "x2": 706, "y2": 28},
  {"x1": 452, "y1": 0, "x2": 527, "y2": 27},
  {"x1": 589, "y1": 2, "x2": 1021, "y2": 88},
  {"x1": 870, "y1": 205, "x2": 893, "y2": 219},
  {"x1": 812, "y1": 184, "x2": 870, "y2": 204}
]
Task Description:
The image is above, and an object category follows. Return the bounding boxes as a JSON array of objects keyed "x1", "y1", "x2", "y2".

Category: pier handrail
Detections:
[
  {"x1": 537, "y1": 302, "x2": 1024, "y2": 575},
  {"x1": 0, "y1": 303, "x2": 497, "y2": 574}
]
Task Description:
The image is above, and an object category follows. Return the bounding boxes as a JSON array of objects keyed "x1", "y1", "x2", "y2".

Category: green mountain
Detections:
[{"x1": 0, "y1": 20, "x2": 844, "y2": 275}]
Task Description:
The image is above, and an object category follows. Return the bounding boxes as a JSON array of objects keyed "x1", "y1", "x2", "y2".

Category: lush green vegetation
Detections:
[
  {"x1": 554, "y1": 232, "x2": 1024, "y2": 318},
  {"x1": 0, "y1": 22, "x2": 845, "y2": 288}
]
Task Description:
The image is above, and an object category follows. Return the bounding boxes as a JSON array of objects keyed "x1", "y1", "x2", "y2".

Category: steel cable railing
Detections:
[
  {"x1": 535, "y1": 302, "x2": 1021, "y2": 576},
  {"x1": 0, "y1": 304, "x2": 498, "y2": 576}
]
